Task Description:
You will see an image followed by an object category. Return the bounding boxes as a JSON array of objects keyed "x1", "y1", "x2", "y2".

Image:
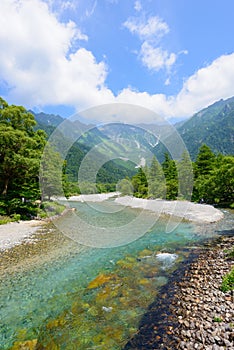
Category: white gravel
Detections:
[
  {"x1": 0, "y1": 220, "x2": 45, "y2": 251},
  {"x1": 55, "y1": 192, "x2": 120, "y2": 202},
  {"x1": 114, "y1": 196, "x2": 224, "y2": 223}
]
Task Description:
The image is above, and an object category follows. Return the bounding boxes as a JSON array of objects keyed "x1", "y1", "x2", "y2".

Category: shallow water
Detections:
[{"x1": 0, "y1": 202, "x2": 233, "y2": 349}]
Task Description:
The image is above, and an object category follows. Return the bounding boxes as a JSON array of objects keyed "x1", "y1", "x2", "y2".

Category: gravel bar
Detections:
[{"x1": 124, "y1": 235, "x2": 234, "y2": 350}]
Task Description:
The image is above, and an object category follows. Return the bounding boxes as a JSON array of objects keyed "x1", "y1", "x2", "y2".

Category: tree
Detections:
[
  {"x1": 162, "y1": 153, "x2": 178, "y2": 200},
  {"x1": 40, "y1": 144, "x2": 65, "y2": 201},
  {"x1": 192, "y1": 144, "x2": 216, "y2": 202},
  {"x1": 117, "y1": 178, "x2": 134, "y2": 195},
  {"x1": 195, "y1": 144, "x2": 215, "y2": 177},
  {"x1": 131, "y1": 167, "x2": 148, "y2": 198},
  {"x1": 148, "y1": 156, "x2": 166, "y2": 198},
  {"x1": 177, "y1": 151, "x2": 193, "y2": 200},
  {"x1": 197, "y1": 155, "x2": 234, "y2": 205},
  {"x1": 0, "y1": 99, "x2": 46, "y2": 198}
]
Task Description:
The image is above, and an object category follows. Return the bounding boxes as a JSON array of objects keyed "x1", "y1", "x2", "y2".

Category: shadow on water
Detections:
[
  {"x1": 122, "y1": 251, "x2": 200, "y2": 350},
  {"x1": 122, "y1": 228, "x2": 234, "y2": 350},
  {"x1": 217, "y1": 228, "x2": 234, "y2": 236}
]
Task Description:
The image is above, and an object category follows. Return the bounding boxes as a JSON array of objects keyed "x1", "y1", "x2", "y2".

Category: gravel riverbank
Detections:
[
  {"x1": 115, "y1": 197, "x2": 224, "y2": 223},
  {"x1": 124, "y1": 235, "x2": 234, "y2": 349},
  {"x1": 0, "y1": 220, "x2": 46, "y2": 251}
]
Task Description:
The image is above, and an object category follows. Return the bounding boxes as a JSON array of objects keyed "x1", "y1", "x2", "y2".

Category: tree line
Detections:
[
  {"x1": 0, "y1": 97, "x2": 233, "y2": 220},
  {"x1": 119, "y1": 144, "x2": 234, "y2": 208}
]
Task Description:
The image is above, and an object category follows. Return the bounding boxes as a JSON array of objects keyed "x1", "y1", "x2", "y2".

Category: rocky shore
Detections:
[
  {"x1": 124, "y1": 234, "x2": 234, "y2": 349},
  {"x1": 0, "y1": 220, "x2": 46, "y2": 251},
  {"x1": 115, "y1": 196, "x2": 224, "y2": 223}
]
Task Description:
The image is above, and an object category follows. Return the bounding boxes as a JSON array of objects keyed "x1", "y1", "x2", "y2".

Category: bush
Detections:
[
  {"x1": 42, "y1": 201, "x2": 66, "y2": 217},
  {"x1": 0, "y1": 213, "x2": 21, "y2": 225},
  {"x1": 220, "y1": 267, "x2": 234, "y2": 292}
]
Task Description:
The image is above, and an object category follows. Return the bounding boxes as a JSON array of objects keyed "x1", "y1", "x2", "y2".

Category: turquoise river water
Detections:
[{"x1": 0, "y1": 201, "x2": 233, "y2": 349}]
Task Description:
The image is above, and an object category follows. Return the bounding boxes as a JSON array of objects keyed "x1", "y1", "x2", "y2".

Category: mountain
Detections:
[
  {"x1": 30, "y1": 111, "x2": 64, "y2": 127},
  {"x1": 33, "y1": 111, "x2": 137, "y2": 183},
  {"x1": 177, "y1": 97, "x2": 234, "y2": 159},
  {"x1": 152, "y1": 97, "x2": 234, "y2": 162},
  {"x1": 33, "y1": 95, "x2": 234, "y2": 177}
]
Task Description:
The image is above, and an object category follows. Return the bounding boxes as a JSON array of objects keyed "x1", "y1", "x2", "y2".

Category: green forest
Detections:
[
  {"x1": 0, "y1": 98, "x2": 233, "y2": 222},
  {"x1": 123, "y1": 145, "x2": 234, "y2": 207}
]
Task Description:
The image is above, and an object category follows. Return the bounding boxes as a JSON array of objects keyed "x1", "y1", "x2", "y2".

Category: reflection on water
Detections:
[{"x1": 1, "y1": 203, "x2": 232, "y2": 349}]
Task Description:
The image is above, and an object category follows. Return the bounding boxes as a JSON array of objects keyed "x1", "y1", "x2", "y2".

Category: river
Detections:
[{"x1": 0, "y1": 201, "x2": 233, "y2": 349}]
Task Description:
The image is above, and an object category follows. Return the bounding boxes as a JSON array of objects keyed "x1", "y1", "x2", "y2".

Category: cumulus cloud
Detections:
[
  {"x1": 123, "y1": 14, "x2": 176, "y2": 73},
  {"x1": 140, "y1": 42, "x2": 176, "y2": 71},
  {"x1": 173, "y1": 53, "x2": 234, "y2": 116},
  {"x1": 123, "y1": 15, "x2": 169, "y2": 40},
  {"x1": 114, "y1": 53, "x2": 234, "y2": 120},
  {"x1": 0, "y1": 0, "x2": 234, "y2": 123},
  {"x1": 0, "y1": 0, "x2": 113, "y2": 109}
]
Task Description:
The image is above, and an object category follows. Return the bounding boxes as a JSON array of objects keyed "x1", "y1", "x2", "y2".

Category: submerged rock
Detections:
[
  {"x1": 123, "y1": 235, "x2": 234, "y2": 350},
  {"x1": 87, "y1": 273, "x2": 113, "y2": 289}
]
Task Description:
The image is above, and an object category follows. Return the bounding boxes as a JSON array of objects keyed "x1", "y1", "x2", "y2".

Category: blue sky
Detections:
[{"x1": 0, "y1": 0, "x2": 234, "y2": 123}]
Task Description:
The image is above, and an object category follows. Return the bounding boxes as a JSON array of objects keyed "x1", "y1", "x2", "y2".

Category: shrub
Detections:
[{"x1": 220, "y1": 267, "x2": 234, "y2": 292}]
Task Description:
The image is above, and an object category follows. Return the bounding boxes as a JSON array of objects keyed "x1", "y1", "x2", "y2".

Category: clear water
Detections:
[{"x1": 0, "y1": 202, "x2": 230, "y2": 349}]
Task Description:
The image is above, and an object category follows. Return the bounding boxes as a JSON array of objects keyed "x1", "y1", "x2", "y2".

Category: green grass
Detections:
[
  {"x1": 220, "y1": 267, "x2": 234, "y2": 292},
  {"x1": 0, "y1": 214, "x2": 21, "y2": 225},
  {"x1": 40, "y1": 201, "x2": 66, "y2": 218}
]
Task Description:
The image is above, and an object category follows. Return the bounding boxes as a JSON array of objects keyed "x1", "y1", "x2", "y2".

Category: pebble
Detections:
[
  {"x1": 169, "y1": 236, "x2": 234, "y2": 349},
  {"x1": 123, "y1": 235, "x2": 233, "y2": 350}
]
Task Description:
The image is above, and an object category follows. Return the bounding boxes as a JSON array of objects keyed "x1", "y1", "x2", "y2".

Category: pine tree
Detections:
[
  {"x1": 162, "y1": 153, "x2": 178, "y2": 200},
  {"x1": 148, "y1": 156, "x2": 166, "y2": 198}
]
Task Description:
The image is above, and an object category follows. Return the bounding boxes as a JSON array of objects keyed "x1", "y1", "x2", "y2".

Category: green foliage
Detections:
[
  {"x1": 176, "y1": 96, "x2": 234, "y2": 159},
  {"x1": 0, "y1": 214, "x2": 21, "y2": 225},
  {"x1": 96, "y1": 182, "x2": 116, "y2": 193},
  {"x1": 162, "y1": 153, "x2": 178, "y2": 200},
  {"x1": 131, "y1": 167, "x2": 148, "y2": 198},
  {"x1": 42, "y1": 201, "x2": 66, "y2": 217},
  {"x1": 220, "y1": 267, "x2": 234, "y2": 292},
  {"x1": 177, "y1": 151, "x2": 193, "y2": 200},
  {"x1": 40, "y1": 144, "x2": 65, "y2": 200},
  {"x1": 78, "y1": 182, "x2": 97, "y2": 194},
  {"x1": 96, "y1": 159, "x2": 137, "y2": 184},
  {"x1": 117, "y1": 178, "x2": 134, "y2": 195},
  {"x1": 195, "y1": 144, "x2": 216, "y2": 177},
  {"x1": 0, "y1": 98, "x2": 47, "y2": 217},
  {"x1": 227, "y1": 249, "x2": 234, "y2": 259},
  {"x1": 148, "y1": 156, "x2": 166, "y2": 198},
  {"x1": 193, "y1": 150, "x2": 234, "y2": 205}
]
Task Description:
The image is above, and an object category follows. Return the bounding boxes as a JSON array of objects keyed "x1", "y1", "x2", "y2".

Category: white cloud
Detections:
[
  {"x1": 173, "y1": 53, "x2": 234, "y2": 116},
  {"x1": 134, "y1": 1, "x2": 142, "y2": 12},
  {"x1": 0, "y1": 0, "x2": 113, "y2": 110},
  {"x1": 85, "y1": 0, "x2": 97, "y2": 18},
  {"x1": 114, "y1": 53, "x2": 234, "y2": 120},
  {"x1": 123, "y1": 14, "x2": 177, "y2": 73},
  {"x1": 123, "y1": 15, "x2": 169, "y2": 40},
  {"x1": 140, "y1": 42, "x2": 176, "y2": 71},
  {"x1": 0, "y1": 1, "x2": 234, "y2": 123}
]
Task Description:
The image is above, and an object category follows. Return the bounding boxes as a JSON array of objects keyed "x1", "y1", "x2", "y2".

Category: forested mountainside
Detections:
[
  {"x1": 33, "y1": 95, "x2": 234, "y2": 174},
  {"x1": 32, "y1": 112, "x2": 137, "y2": 184},
  {"x1": 176, "y1": 96, "x2": 234, "y2": 159}
]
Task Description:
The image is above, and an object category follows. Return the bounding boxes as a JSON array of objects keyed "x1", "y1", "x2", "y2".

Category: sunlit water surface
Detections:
[{"x1": 0, "y1": 202, "x2": 233, "y2": 349}]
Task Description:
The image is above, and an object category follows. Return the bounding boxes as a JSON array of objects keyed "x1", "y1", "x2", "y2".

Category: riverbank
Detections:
[
  {"x1": 124, "y1": 234, "x2": 234, "y2": 349},
  {"x1": 0, "y1": 220, "x2": 46, "y2": 251},
  {"x1": 0, "y1": 196, "x2": 224, "y2": 251},
  {"x1": 115, "y1": 196, "x2": 224, "y2": 223},
  {"x1": 0, "y1": 206, "x2": 74, "y2": 252}
]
